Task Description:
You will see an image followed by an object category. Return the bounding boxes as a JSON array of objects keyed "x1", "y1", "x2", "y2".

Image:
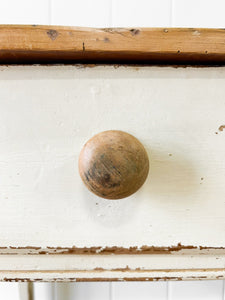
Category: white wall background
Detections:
[{"x1": 0, "y1": 0, "x2": 225, "y2": 299}]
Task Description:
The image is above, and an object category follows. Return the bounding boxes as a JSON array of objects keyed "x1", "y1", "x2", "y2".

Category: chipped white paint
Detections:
[
  {"x1": 0, "y1": 254, "x2": 225, "y2": 270},
  {"x1": 0, "y1": 254, "x2": 224, "y2": 281},
  {"x1": 1, "y1": 269, "x2": 225, "y2": 282},
  {"x1": 192, "y1": 30, "x2": 201, "y2": 36},
  {"x1": 0, "y1": 65, "x2": 224, "y2": 280}
]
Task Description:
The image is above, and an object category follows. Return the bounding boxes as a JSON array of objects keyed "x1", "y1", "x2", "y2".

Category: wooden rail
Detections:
[{"x1": 0, "y1": 25, "x2": 225, "y2": 64}]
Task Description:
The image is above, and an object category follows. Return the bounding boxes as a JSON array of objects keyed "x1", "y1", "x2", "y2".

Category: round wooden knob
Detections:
[{"x1": 79, "y1": 130, "x2": 149, "y2": 199}]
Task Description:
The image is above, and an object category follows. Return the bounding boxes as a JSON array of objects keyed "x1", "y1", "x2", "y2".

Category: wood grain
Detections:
[
  {"x1": 1, "y1": 26, "x2": 225, "y2": 64},
  {"x1": 79, "y1": 130, "x2": 149, "y2": 199}
]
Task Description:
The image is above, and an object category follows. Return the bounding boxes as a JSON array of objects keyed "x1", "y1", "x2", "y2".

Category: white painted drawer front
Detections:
[{"x1": 0, "y1": 65, "x2": 224, "y2": 281}]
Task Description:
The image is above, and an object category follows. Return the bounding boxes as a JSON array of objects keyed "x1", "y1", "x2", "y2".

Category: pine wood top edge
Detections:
[{"x1": 0, "y1": 25, "x2": 225, "y2": 64}]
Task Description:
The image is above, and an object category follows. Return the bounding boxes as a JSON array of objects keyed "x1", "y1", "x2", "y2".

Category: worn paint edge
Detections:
[
  {"x1": 0, "y1": 268, "x2": 223, "y2": 273},
  {"x1": 1, "y1": 63, "x2": 225, "y2": 69},
  {"x1": 0, "y1": 243, "x2": 224, "y2": 255},
  {"x1": 0, "y1": 269, "x2": 224, "y2": 282}
]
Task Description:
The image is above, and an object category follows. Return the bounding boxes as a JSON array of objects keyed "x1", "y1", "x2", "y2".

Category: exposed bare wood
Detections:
[
  {"x1": 0, "y1": 26, "x2": 225, "y2": 64},
  {"x1": 0, "y1": 244, "x2": 224, "y2": 255}
]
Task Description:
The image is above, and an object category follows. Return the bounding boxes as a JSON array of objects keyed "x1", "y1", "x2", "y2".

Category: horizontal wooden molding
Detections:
[
  {"x1": 0, "y1": 26, "x2": 225, "y2": 64},
  {"x1": 1, "y1": 269, "x2": 225, "y2": 282}
]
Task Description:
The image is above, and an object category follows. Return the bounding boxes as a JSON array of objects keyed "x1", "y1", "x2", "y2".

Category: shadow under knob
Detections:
[{"x1": 79, "y1": 130, "x2": 149, "y2": 199}]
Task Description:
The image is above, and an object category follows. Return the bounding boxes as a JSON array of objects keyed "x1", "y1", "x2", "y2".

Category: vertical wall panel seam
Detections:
[
  {"x1": 48, "y1": 0, "x2": 52, "y2": 25},
  {"x1": 109, "y1": 0, "x2": 113, "y2": 27},
  {"x1": 170, "y1": 0, "x2": 174, "y2": 27},
  {"x1": 53, "y1": 282, "x2": 56, "y2": 300},
  {"x1": 223, "y1": 280, "x2": 225, "y2": 300},
  {"x1": 110, "y1": 282, "x2": 114, "y2": 300},
  {"x1": 167, "y1": 281, "x2": 172, "y2": 300}
]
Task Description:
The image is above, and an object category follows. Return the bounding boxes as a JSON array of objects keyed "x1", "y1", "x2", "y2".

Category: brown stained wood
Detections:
[
  {"x1": 79, "y1": 130, "x2": 149, "y2": 199},
  {"x1": 1, "y1": 25, "x2": 225, "y2": 64}
]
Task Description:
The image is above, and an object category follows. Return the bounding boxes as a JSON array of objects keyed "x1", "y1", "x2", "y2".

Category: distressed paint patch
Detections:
[{"x1": 0, "y1": 243, "x2": 224, "y2": 255}]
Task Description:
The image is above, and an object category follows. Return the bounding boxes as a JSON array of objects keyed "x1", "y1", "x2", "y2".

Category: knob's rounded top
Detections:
[{"x1": 79, "y1": 130, "x2": 149, "y2": 199}]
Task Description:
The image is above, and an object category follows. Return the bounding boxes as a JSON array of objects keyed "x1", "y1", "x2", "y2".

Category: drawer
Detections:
[{"x1": 0, "y1": 26, "x2": 224, "y2": 282}]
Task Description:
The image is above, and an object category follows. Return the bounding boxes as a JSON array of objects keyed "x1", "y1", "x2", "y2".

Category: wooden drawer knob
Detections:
[{"x1": 79, "y1": 130, "x2": 149, "y2": 199}]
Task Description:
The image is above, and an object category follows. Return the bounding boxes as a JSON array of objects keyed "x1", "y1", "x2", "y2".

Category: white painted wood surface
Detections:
[
  {"x1": 33, "y1": 283, "x2": 54, "y2": 300},
  {"x1": 18, "y1": 283, "x2": 33, "y2": 300},
  {"x1": 0, "y1": 65, "x2": 224, "y2": 250},
  {"x1": 0, "y1": 283, "x2": 20, "y2": 300},
  {"x1": 0, "y1": 255, "x2": 224, "y2": 281},
  {"x1": 0, "y1": 0, "x2": 49, "y2": 25},
  {"x1": 168, "y1": 280, "x2": 224, "y2": 300},
  {"x1": 172, "y1": 0, "x2": 225, "y2": 28},
  {"x1": 0, "y1": 65, "x2": 224, "y2": 282}
]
